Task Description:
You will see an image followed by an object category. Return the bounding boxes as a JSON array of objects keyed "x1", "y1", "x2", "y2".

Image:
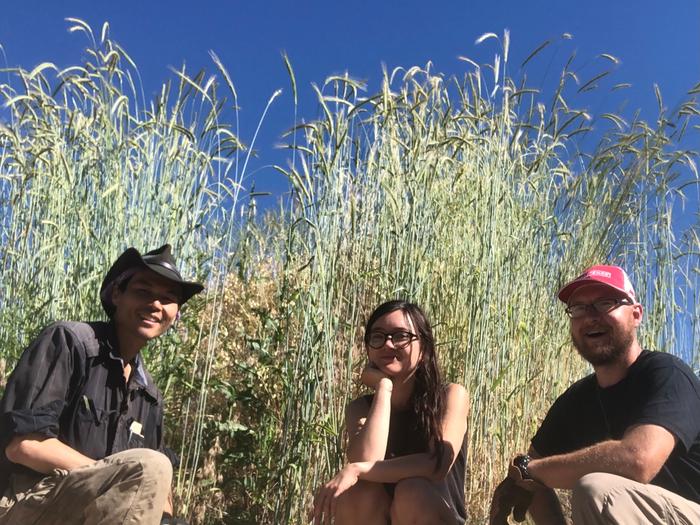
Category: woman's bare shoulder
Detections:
[{"x1": 444, "y1": 383, "x2": 470, "y2": 407}]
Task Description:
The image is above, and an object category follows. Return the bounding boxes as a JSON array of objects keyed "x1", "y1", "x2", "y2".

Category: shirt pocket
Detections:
[
  {"x1": 76, "y1": 396, "x2": 108, "y2": 427},
  {"x1": 71, "y1": 399, "x2": 112, "y2": 460},
  {"x1": 124, "y1": 416, "x2": 151, "y2": 450}
]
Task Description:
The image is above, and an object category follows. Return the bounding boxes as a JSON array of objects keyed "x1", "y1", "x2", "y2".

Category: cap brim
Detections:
[{"x1": 557, "y1": 280, "x2": 632, "y2": 303}]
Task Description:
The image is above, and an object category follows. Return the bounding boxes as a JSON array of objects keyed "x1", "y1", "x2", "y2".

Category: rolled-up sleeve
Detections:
[{"x1": 0, "y1": 324, "x2": 76, "y2": 453}]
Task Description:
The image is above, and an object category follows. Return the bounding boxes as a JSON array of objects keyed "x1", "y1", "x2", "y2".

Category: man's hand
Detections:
[
  {"x1": 489, "y1": 456, "x2": 543, "y2": 525},
  {"x1": 489, "y1": 477, "x2": 533, "y2": 524},
  {"x1": 360, "y1": 362, "x2": 392, "y2": 391}
]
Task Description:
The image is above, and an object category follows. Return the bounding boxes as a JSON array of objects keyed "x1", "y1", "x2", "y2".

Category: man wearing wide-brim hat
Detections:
[
  {"x1": 0, "y1": 244, "x2": 202, "y2": 524},
  {"x1": 489, "y1": 264, "x2": 700, "y2": 524}
]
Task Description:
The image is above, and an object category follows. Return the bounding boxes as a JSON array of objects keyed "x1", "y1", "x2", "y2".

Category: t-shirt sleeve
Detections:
[
  {"x1": 0, "y1": 324, "x2": 77, "y2": 448},
  {"x1": 634, "y1": 362, "x2": 700, "y2": 452}
]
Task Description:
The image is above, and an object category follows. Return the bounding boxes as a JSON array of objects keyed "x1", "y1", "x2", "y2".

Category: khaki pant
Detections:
[
  {"x1": 572, "y1": 472, "x2": 700, "y2": 525},
  {"x1": 0, "y1": 448, "x2": 172, "y2": 525}
]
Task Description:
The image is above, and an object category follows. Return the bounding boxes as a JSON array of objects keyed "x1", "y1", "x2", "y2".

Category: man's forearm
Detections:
[
  {"x1": 5, "y1": 434, "x2": 94, "y2": 473},
  {"x1": 529, "y1": 440, "x2": 637, "y2": 489}
]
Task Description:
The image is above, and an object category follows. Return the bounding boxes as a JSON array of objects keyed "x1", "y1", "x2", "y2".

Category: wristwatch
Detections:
[{"x1": 513, "y1": 454, "x2": 532, "y2": 480}]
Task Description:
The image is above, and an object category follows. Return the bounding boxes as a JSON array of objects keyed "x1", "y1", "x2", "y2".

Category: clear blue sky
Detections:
[
  {"x1": 2, "y1": 2, "x2": 699, "y2": 361},
  {"x1": 1, "y1": 0, "x2": 698, "y2": 200}
]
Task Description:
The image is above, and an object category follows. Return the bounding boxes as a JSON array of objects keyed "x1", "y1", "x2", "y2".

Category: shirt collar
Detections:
[
  {"x1": 104, "y1": 320, "x2": 148, "y2": 388},
  {"x1": 108, "y1": 350, "x2": 148, "y2": 387}
]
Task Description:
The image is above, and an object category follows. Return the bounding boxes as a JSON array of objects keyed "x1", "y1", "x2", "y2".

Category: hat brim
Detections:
[
  {"x1": 100, "y1": 247, "x2": 204, "y2": 315},
  {"x1": 557, "y1": 279, "x2": 633, "y2": 304}
]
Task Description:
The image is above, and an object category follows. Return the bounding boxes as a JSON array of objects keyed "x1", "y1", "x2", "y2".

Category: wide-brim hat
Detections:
[
  {"x1": 100, "y1": 244, "x2": 204, "y2": 316},
  {"x1": 557, "y1": 264, "x2": 636, "y2": 304}
]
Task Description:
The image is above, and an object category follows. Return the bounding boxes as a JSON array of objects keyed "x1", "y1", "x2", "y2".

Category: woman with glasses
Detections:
[{"x1": 312, "y1": 300, "x2": 470, "y2": 525}]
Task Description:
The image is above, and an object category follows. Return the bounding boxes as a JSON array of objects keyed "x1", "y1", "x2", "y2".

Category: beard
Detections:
[{"x1": 571, "y1": 326, "x2": 635, "y2": 366}]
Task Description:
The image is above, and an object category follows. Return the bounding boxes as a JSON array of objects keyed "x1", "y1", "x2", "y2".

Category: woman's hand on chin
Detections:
[{"x1": 361, "y1": 362, "x2": 392, "y2": 391}]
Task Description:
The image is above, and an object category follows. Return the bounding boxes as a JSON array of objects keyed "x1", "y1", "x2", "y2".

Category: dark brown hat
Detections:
[{"x1": 100, "y1": 244, "x2": 204, "y2": 316}]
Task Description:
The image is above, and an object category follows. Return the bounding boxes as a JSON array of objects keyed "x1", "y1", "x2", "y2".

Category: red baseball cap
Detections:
[{"x1": 557, "y1": 265, "x2": 636, "y2": 304}]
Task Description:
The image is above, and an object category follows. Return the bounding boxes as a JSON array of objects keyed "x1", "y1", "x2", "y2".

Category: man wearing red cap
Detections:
[
  {"x1": 0, "y1": 245, "x2": 202, "y2": 524},
  {"x1": 490, "y1": 265, "x2": 700, "y2": 524}
]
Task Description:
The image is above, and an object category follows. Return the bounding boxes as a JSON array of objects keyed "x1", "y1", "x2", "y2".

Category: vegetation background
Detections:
[{"x1": 1, "y1": 20, "x2": 699, "y2": 524}]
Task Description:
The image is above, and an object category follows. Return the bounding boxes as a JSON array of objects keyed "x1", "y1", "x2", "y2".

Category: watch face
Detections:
[{"x1": 514, "y1": 455, "x2": 531, "y2": 478}]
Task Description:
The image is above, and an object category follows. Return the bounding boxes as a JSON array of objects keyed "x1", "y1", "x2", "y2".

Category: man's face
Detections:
[
  {"x1": 111, "y1": 269, "x2": 181, "y2": 343},
  {"x1": 568, "y1": 284, "x2": 643, "y2": 366}
]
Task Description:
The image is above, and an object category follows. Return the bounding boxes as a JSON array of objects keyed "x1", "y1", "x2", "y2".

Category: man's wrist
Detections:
[{"x1": 513, "y1": 454, "x2": 532, "y2": 479}]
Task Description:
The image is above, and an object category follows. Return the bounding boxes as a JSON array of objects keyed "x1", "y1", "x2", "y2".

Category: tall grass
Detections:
[
  {"x1": 0, "y1": 19, "x2": 249, "y2": 521},
  {"x1": 1, "y1": 24, "x2": 698, "y2": 524},
  {"x1": 259, "y1": 33, "x2": 700, "y2": 522}
]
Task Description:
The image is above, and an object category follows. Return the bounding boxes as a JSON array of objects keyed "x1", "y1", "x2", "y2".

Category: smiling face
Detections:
[
  {"x1": 366, "y1": 309, "x2": 423, "y2": 378},
  {"x1": 568, "y1": 283, "x2": 643, "y2": 366},
  {"x1": 111, "y1": 268, "x2": 181, "y2": 345}
]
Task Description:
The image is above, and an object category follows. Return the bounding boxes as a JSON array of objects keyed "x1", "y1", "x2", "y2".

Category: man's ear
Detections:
[
  {"x1": 111, "y1": 285, "x2": 123, "y2": 309},
  {"x1": 632, "y1": 303, "x2": 644, "y2": 327},
  {"x1": 166, "y1": 308, "x2": 181, "y2": 330}
]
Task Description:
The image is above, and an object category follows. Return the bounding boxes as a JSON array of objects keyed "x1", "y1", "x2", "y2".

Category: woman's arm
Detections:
[
  {"x1": 345, "y1": 369, "x2": 393, "y2": 462},
  {"x1": 352, "y1": 383, "x2": 470, "y2": 482},
  {"x1": 313, "y1": 384, "x2": 469, "y2": 524}
]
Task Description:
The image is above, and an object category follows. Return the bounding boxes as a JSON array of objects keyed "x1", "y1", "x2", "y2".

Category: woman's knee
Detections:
[
  {"x1": 391, "y1": 477, "x2": 451, "y2": 524},
  {"x1": 335, "y1": 480, "x2": 389, "y2": 521}
]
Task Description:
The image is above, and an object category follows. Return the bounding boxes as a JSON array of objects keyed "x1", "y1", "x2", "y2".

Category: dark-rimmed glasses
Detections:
[
  {"x1": 367, "y1": 331, "x2": 418, "y2": 349},
  {"x1": 565, "y1": 298, "x2": 633, "y2": 319}
]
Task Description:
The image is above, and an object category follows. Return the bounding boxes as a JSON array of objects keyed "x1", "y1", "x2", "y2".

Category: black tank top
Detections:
[{"x1": 362, "y1": 394, "x2": 468, "y2": 524}]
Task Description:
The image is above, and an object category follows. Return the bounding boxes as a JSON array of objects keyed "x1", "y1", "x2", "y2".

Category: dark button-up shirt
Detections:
[{"x1": 0, "y1": 321, "x2": 169, "y2": 495}]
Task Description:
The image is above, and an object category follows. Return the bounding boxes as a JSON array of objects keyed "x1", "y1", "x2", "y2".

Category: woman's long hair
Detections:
[{"x1": 364, "y1": 300, "x2": 446, "y2": 470}]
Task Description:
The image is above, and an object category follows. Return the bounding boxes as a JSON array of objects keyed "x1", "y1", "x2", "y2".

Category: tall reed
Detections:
[
  {"x1": 1, "y1": 24, "x2": 698, "y2": 524},
  {"x1": 0, "y1": 19, "x2": 248, "y2": 520},
  {"x1": 260, "y1": 33, "x2": 700, "y2": 522}
]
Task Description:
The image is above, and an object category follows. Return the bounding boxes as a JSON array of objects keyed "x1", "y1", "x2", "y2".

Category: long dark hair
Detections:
[{"x1": 364, "y1": 300, "x2": 446, "y2": 470}]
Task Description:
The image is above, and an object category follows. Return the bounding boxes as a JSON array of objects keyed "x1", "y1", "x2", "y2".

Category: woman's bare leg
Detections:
[
  {"x1": 390, "y1": 477, "x2": 458, "y2": 525},
  {"x1": 335, "y1": 480, "x2": 391, "y2": 525}
]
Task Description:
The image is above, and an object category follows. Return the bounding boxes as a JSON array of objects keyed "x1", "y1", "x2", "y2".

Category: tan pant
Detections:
[
  {"x1": 572, "y1": 472, "x2": 700, "y2": 525},
  {"x1": 0, "y1": 448, "x2": 172, "y2": 525}
]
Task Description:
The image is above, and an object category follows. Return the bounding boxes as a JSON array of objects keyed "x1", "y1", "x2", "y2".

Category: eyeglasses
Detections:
[
  {"x1": 367, "y1": 331, "x2": 418, "y2": 349},
  {"x1": 565, "y1": 298, "x2": 633, "y2": 319}
]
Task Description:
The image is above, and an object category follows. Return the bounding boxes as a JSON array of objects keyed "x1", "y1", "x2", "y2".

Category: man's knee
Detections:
[
  {"x1": 573, "y1": 472, "x2": 617, "y2": 502},
  {"x1": 107, "y1": 448, "x2": 173, "y2": 487},
  {"x1": 572, "y1": 471, "x2": 625, "y2": 520},
  {"x1": 139, "y1": 449, "x2": 173, "y2": 486}
]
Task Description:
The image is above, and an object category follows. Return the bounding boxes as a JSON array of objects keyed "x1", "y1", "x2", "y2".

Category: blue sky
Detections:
[
  {"x1": 1, "y1": 2, "x2": 699, "y2": 361},
  {"x1": 1, "y1": 0, "x2": 698, "y2": 201}
]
